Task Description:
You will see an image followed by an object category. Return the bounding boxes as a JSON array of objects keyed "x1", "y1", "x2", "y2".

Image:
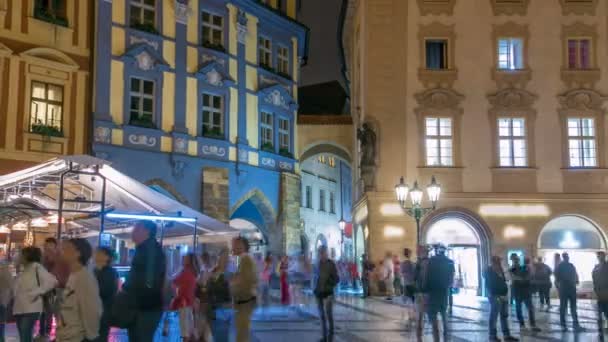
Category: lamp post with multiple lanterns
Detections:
[{"x1": 394, "y1": 176, "x2": 441, "y2": 245}]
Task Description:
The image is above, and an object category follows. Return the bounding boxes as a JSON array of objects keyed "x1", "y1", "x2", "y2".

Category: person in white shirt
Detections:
[
  {"x1": 13, "y1": 246, "x2": 57, "y2": 342},
  {"x1": 56, "y1": 238, "x2": 102, "y2": 342},
  {"x1": 383, "y1": 252, "x2": 395, "y2": 300}
]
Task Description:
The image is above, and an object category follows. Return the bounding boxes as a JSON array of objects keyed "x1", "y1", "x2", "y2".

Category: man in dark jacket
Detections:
[
  {"x1": 124, "y1": 220, "x2": 167, "y2": 341},
  {"x1": 361, "y1": 253, "x2": 373, "y2": 298},
  {"x1": 426, "y1": 246, "x2": 455, "y2": 341},
  {"x1": 314, "y1": 245, "x2": 339, "y2": 342},
  {"x1": 593, "y1": 251, "x2": 608, "y2": 335},
  {"x1": 533, "y1": 257, "x2": 552, "y2": 311},
  {"x1": 485, "y1": 256, "x2": 518, "y2": 342},
  {"x1": 509, "y1": 254, "x2": 541, "y2": 332},
  {"x1": 554, "y1": 252, "x2": 582, "y2": 332}
]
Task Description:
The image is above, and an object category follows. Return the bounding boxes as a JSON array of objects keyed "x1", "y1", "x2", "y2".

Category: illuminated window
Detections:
[
  {"x1": 202, "y1": 93, "x2": 223, "y2": 138},
  {"x1": 425, "y1": 117, "x2": 453, "y2": 166},
  {"x1": 498, "y1": 118, "x2": 527, "y2": 167},
  {"x1": 319, "y1": 190, "x2": 326, "y2": 212},
  {"x1": 130, "y1": 0, "x2": 156, "y2": 31},
  {"x1": 425, "y1": 39, "x2": 448, "y2": 70},
  {"x1": 202, "y1": 11, "x2": 224, "y2": 49},
  {"x1": 278, "y1": 118, "x2": 290, "y2": 154},
  {"x1": 260, "y1": 112, "x2": 274, "y2": 151},
  {"x1": 129, "y1": 78, "x2": 155, "y2": 128},
  {"x1": 328, "y1": 157, "x2": 336, "y2": 168},
  {"x1": 277, "y1": 45, "x2": 290, "y2": 76},
  {"x1": 259, "y1": 37, "x2": 272, "y2": 68},
  {"x1": 497, "y1": 38, "x2": 523, "y2": 70},
  {"x1": 29, "y1": 81, "x2": 64, "y2": 137},
  {"x1": 568, "y1": 118, "x2": 596, "y2": 167},
  {"x1": 567, "y1": 38, "x2": 591, "y2": 69}
]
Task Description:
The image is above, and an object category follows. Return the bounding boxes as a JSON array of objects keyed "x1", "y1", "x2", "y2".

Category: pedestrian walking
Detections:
[
  {"x1": 230, "y1": 237, "x2": 258, "y2": 342},
  {"x1": 56, "y1": 238, "x2": 102, "y2": 342},
  {"x1": 485, "y1": 256, "x2": 518, "y2": 342},
  {"x1": 13, "y1": 246, "x2": 58, "y2": 342},
  {"x1": 206, "y1": 249, "x2": 231, "y2": 341},
  {"x1": 122, "y1": 220, "x2": 167, "y2": 341},
  {"x1": 39, "y1": 237, "x2": 70, "y2": 339},
  {"x1": 195, "y1": 252, "x2": 214, "y2": 342},
  {"x1": 258, "y1": 255, "x2": 273, "y2": 310},
  {"x1": 426, "y1": 246, "x2": 455, "y2": 341},
  {"x1": 533, "y1": 257, "x2": 552, "y2": 311},
  {"x1": 554, "y1": 252, "x2": 583, "y2": 332},
  {"x1": 279, "y1": 255, "x2": 290, "y2": 305},
  {"x1": 400, "y1": 248, "x2": 416, "y2": 326},
  {"x1": 0, "y1": 260, "x2": 13, "y2": 342},
  {"x1": 414, "y1": 245, "x2": 430, "y2": 340},
  {"x1": 393, "y1": 255, "x2": 402, "y2": 297},
  {"x1": 360, "y1": 254, "x2": 373, "y2": 298},
  {"x1": 94, "y1": 247, "x2": 118, "y2": 342},
  {"x1": 314, "y1": 245, "x2": 339, "y2": 342},
  {"x1": 171, "y1": 253, "x2": 199, "y2": 342},
  {"x1": 382, "y1": 252, "x2": 395, "y2": 300},
  {"x1": 593, "y1": 251, "x2": 608, "y2": 336},
  {"x1": 509, "y1": 253, "x2": 541, "y2": 333}
]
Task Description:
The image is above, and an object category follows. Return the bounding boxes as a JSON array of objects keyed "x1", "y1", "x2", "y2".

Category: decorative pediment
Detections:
[
  {"x1": 122, "y1": 44, "x2": 169, "y2": 72},
  {"x1": 414, "y1": 88, "x2": 464, "y2": 111},
  {"x1": 0, "y1": 42, "x2": 12, "y2": 57},
  {"x1": 195, "y1": 61, "x2": 235, "y2": 87},
  {"x1": 490, "y1": 0, "x2": 529, "y2": 15},
  {"x1": 417, "y1": 0, "x2": 456, "y2": 16},
  {"x1": 488, "y1": 88, "x2": 537, "y2": 112},
  {"x1": 259, "y1": 84, "x2": 297, "y2": 112},
  {"x1": 560, "y1": 0, "x2": 598, "y2": 15},
  {"x1": 20, "y1": 47, "x2": 78, "y2": 71},
  {"x1": 559, "y1": 89, "x2": 607, "y2": 112}
]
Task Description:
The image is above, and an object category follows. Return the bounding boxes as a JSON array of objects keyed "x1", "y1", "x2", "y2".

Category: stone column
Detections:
[
  {"x1": 201, "y1": 167, "x2": 230, "y2": 223},
  {"x1": 280, "y1": 172, "x2": 302, "y2": 255}
]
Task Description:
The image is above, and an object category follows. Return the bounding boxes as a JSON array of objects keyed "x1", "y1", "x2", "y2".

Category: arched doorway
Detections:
[
  {"x1": 538, "y1": 215, "x2": 607, "y2": 285},
  {"x1": 423, "y1": 209, "x2": 492, "y2": 296},
  {"x1": 230, "y1": 190, "x2": 277, "y2": 254}
]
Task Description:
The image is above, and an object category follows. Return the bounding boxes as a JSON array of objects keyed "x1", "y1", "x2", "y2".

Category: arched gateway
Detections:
[{"x1": 422, "y1": 209, "x2": 492, "y2": 296}]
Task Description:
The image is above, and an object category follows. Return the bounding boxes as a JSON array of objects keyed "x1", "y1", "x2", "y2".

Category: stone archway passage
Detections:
[
  {"x1": 422, "y1": 208, "x2": 493, "y2": 296},
  {"x1": 230, "y1": 189, "x2": 278, "y2": 253}
]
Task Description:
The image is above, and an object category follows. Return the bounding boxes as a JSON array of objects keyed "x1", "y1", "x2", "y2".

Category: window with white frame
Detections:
[
  {"x1": 260, "y1": 112, "x2": 274, "y2": 150},
  {"x1": 277, "y1": 45, "x2": 290, "y2": 76},
  {"x1": 329, "y1": 192, "x2": 336, "y2": 214},
  {"x1": 202, "y1": 11, "x2": 223, "y2": 48},
  {"x1": 567, "y1": 38, "x2": 591, "y2": 69},
  {"x1": 568, "y1": 117, "x2": 596, "y2": 167},
  {"x1": 319, "y1": 189, "x2": 326, "y2": 212},
  {"x1": 498, "y1": 38, "x2": 524, "y2": 70},
  {"x1": 30, "y1": 81, "x2": 64, "y2": 136},
  {"x1": 278, "y1": 118, "x2": 290, "y2": 154},
  {"x1": 498, "y1": 118, "x2": 527, "y2": 167},
  {"x1": 129, "y1": 77, "x2": 155, "y2": 128},
  {"x1": 202, "y1": 93, "x2": 223, "y2": 138},
  {"x1": 129, "y1": 0, "x2": 156, "y2": 30},
  {"x1": 259, "y1": 37, "x2": 272, "y2": 68},
  {"x1": 425, "y1": 117, "x2": 453, "y2": 166}
]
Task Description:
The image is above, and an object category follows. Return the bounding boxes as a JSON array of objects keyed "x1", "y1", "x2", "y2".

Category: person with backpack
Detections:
[
  {"x1": 94, "y1": 247, "x2": 118, "y2": 342},
  {"x1": 485, "y1": 256, "x2": 518, "y2": 342},
  {"x1": 554, "y1": 252, "x2": 583, "y2": 332},
  {"x1": 121, "y1": 220, "x2": 167, "y2": 341},
  {"x1": 13, "y1": 246, "x2": 57, "y2": 342},
  {"x1": 56, "y1": 238, "x2": 102, "y2": 342},
  {"x1": 509, "y1": 254, "x2": 541, "y2": 333},
  {"x1": 593, "y1": 251, "x2": 608, "y2": 335},
  {"x1": 314, "y1": 245, "x2": 339, "y2": 342},
  {"x1": 425, "y1": 245, "x2": 455, "y2": 341}
]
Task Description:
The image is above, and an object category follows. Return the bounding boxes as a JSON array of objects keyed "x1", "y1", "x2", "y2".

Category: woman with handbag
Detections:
[
  {"x1": 171, "y1": 253, "x2": 199, "y2": 342},
  {"x1": 12, "y1": 247, "x2": 57, "y2": 342}
]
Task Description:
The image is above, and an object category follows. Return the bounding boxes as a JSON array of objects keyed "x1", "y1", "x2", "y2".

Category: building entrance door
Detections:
[{"x1": 448, "y1": 245, "x2": 480, "y2": 297}]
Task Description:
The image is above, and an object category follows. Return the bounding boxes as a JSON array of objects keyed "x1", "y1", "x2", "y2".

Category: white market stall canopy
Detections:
[{"x1": 0, "y1": 155, "x2": 237, "y2": 243}]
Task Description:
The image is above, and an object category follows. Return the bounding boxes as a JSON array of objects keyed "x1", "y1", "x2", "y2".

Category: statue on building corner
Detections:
[{"x1": 357, "y1": 123, "x2": 377, "y2": 191}]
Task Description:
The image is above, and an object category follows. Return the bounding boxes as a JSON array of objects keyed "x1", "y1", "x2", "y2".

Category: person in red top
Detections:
[
  {"x1": 39, "y1": 237, "x2": 71, "y2": 339},
  {"x1": 171, "y1": 253, "x2": 199, "y2": 342}
]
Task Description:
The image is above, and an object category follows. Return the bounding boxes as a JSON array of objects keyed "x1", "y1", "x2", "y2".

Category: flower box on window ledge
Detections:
[
  {"x1": 202, "y1": 41, "x2": 226, "y2": 53},
  {"x1": 130, "y1": 22, "x2": 159, "y2": 35},
  {"x1": 261, "y1": 142, "x2": 274, "y2": 153},
  {"x1": 276, "y1": 71, "x2": 292, "y2": 81},
  {"x1": 129, "y1": 117, "x2": 156, "y2": 129},
  {"x1": 202, "y1": 127, "x2": 225, "y2": 140},
  {"x1": 30, "y1": 123, "x2": 63, "y2": 138},
  {"x1": 279, "y1": 148, "x2": 293, "y2": 159},
  {"x1": 34, "y1": 8, "x2": 68, "y2": 27}
]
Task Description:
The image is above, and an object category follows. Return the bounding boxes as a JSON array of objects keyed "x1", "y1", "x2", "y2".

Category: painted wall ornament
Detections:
[
  {"x1": 129, "y1": 36, "x2": 159, "y2": 50},
  {"x1": 265, "y1": 89, "x2": 289, "y2": 110},
  {"x1": 94, "y1": 126, "x2": 111, "y2": 144},
  {"x1": 261, "y1": 157, "x2": 276, "y2": 168},
  {"x1": 237, "y1": 10, "x2": 248, "y2": 44},
  {"x1": 135, "y1": 51, "x2": 154, "y2": 71},
  {"x1": 201, "y1": 144, "x2": 227, "y2": 157},
  {"x1": 171, "y1": 159, "x2": 186, "y2": 179},
  {"x1": 239, "y1": 149, "x2": 249, "y2": 162},
  {"x1": 174, "y1": 137, "x2": 188, "y2": 154},
  {"x1": 279, "y1": 161, "x2": 293, "y2": 171},
  {"x1": 128, "y1": 134, "x2": 157, "y2": 147},
  {"x1": 206, "y1": 68, "x2": 223, "y2": 87},
  {"x1": 174, "y1": 0, "x2": 191, "y2": 25}
]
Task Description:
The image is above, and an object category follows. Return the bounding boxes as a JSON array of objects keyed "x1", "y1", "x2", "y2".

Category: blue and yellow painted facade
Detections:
[
  {"x1": 92, "y1": 0, "x2": 308, "y2": 252},
  {"x1": 0, "y1": 0, "x2": 92, "y2": 174}
]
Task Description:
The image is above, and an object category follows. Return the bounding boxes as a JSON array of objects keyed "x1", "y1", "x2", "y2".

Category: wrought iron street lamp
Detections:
[{"x1": 394, "y1": 176, "x2": 441, "y2": 245}]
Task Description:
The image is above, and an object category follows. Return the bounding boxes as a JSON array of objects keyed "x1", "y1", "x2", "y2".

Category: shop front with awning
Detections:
[{"x1": 0, "y1": 155, "x2": 237, "y2": 264}]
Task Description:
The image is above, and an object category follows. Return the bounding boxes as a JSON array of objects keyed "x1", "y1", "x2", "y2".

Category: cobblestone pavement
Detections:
[{"x1": 3, "y1": 294, "x2": 607, "y2": 341}]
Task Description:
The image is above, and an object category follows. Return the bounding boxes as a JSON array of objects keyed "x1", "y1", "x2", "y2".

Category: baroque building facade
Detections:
[
  {"x1": 344, "y1": 0, "x2": 608, "y2": 293},
  {"x1": 0, "y1": 0, "x2": 92, "y2": 174},
  {"x1": 92, "y1": 0, "x2": 308, "y2": 255}
]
